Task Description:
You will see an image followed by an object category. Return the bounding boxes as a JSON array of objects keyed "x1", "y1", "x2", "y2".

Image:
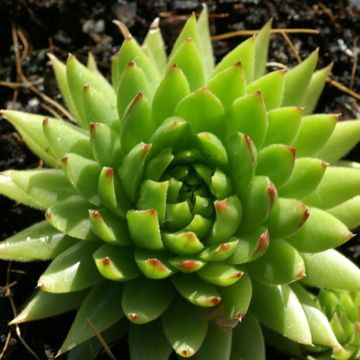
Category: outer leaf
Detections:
[
  {"x1": 194, "y1": 322, "x2": 232, "y2": 360},
  {"x1": 46, "y1": 197, "x2": 97, "y2": 241},
  {"x1": 0, "y1": 171, "x2": 40, "y2": 208},
  {"x1": 122, "y1": 277, "x2": 173, "y2": 324},
  {"x1": 303, "y1": 63, "x2": 333, "y2": 115},
  {"x1": 303, "y1": 166, "x2": 360, "y2": 209},
  {"x1": 282, "y1": 49, "x2": 318, "y2": 106},
  {"x1": 318, "y1": 119, "x2": 360, "y2": 163},
  {"x1": 58, "y1": 282, "x2": 124, "y2": 354},
  {"x1": 10, "y1": 290, "x2": 86, "y2": 324},
  {"x1": 218, "y1": 271, "x2": 252, "y2": 320},
  {"x1": 162, "y1": 297, "x2": 208, "y2": 358},
  {"x1": 207, "y1": 63, "x2": 246, "y2": 109},
  {"x1": 265, "y1": 198, "x2": 309, "y2": 238},
  {"x1": 172, "y1": 274, "x2": 221, "y2": 307},
  {"x1": 38, "y1": 241, "x2": 102, "y2": 293},
  {"x1": 152, "y1": 65, "x2": 190, "y2": 127},
  {"x1": 288, "y1": 207, "x2": 353, "y2": 252},
  {"x1": 226, "y1": 132, "x2": 257, "y2": 196},
  {"x1": 83, "y1": 84, "x2": 118, "y2": 126},
  {"x1": 251, "y1": 282, "x2": 312, "y2": 344},
  {"x1": 47, "y1": 53, "x2": 78, "y2": 118},
  {"x1": 62, "y1": 153, "x2": 100, "y2": 205},
  {"x1": 253, "y1": 20, "x2": 271, "y2": 78},
  {"x1": 93, "y1": 244, "x2": 139, "y2": 281},
  {"x1": 241, "y1": 176, "x2": 277, "y2": 232},
  {"x1": 90, "y1": 122, "x2": 122, "y2": 167},
  {"x1": 129, "y1": 320, "x2": 172, "y2": 360},
  {"x1": 175, "y1": 87, "x2": 225, "y2": 138},
  {"x1": 246, "y1": 70, "x2": 285, "y2": 110},
  {"x1": 226, "y1": 92, "x2": 268, "y2": 148},
  {"x1": 1, "y1": 110, "x2": 57, "y2": 166},
  {"x1": 117, "y1": 61, "x2": 152, "y2": 119},
  {"x1": 9, "y1": 169, "x2": 76, "y2": 208},
  {"x1": 42, "y1": 116, "x2": 92, "y2": 160},
  {"x1": 256, "y1": 144, "x2": 296, "y2": 188},
  {"x1": 143, "y1": 19, "x2": 167, "y2": 75},
  {"x1": 263, "y1": 106, "x2": 302, "y2": 147},
  {"x1": 246, "y1": 239, "x2": 306, "y2": 285},
  {"x1": 196, "y1": 4, "x2": 215, "y2": 77},
  {"x1": 112, "y1": 33, "x2": 160, "y2": 91},
  {"x1": 167, "y1": 38, "x2": 205, "y2": 91},
  {"x1": 292, "y1": 114, "x2": 338, "y2": 157},
  {"x1": 120, "y1": 93, "x2": 153, "y2": 155},
  {"x1": 301, "y1": 250, "x2": 360, "y2": 291},
  {"x1": 279, "y1": 158, "x2": 327, "y2": 198},
  {"x1": 328, "y1": 196, "x2": 360, "y2": 228},
  {"x1": 0, "y1": 221, "x2": 75, "y2": 261},
  {"x1": 212, "y1": 36, "x2": 255, "y2": 82},
  {"x1": 230, "y1": 313, "x2": 265, "y2": 360}
]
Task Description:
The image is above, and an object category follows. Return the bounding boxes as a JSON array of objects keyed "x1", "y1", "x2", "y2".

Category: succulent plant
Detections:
[{"x1": 1, "y1": 5, "x2": 360, "y2": 359}]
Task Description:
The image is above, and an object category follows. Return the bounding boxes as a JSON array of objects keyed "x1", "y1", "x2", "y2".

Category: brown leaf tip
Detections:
[
  {"x1": 217, "y1": 243, "x2": 230, "y2": 252},
  {"x1": 141, "y1": 143, "x2": 152, "y2": 157},
  {"x1": 105, "y1": 167, "x2": 114, "y2": 177},
  {"x1": 236, "y1": 312, "x2": 245, "y2": 321},
  {"x1": 127, "y1": 60, "x2": 136, "y2": 68},
  {"x1": 61, "y1": 155, "x2": 69, "y2": 165},
  {"x1": 148, "y1": 208, "x2": 157, "y2": 216},
  {"x1": 90, "y1": 210, "x2": 102, "y2": 219},
  {"x1": 147, "y1": 258, "x2": 166, "y2": 271},
  {"x1": 185, "y1": 232, "x2": 196, "y2": 241},
  {"x1": 255, "y1": 230, "x2": 269, "y2": 254},
  {"x1": 45, "y1": 209, "x2": 52, "y2": 220},
  {"x1": 232, "y1": 271, "x2": 244, "y2": 279},
  {"x1": 210, "y1": 296, "x2": 221, "y2": 305},
  {"x1": 42, "y1": 117, "x2": 49, "y2": 127},
  {"x1": 101, "y1": 256, "x2": 111, "y2": 266},
  {"x1": 288, "y1": 146, "x2": 296, "y2": 157},
  {"x1": 180, "y1": 260, "x2": 198, "y2": 270},
  {"x1": 267, "y1": 182, "x2": 277, "y2": 208},
  {"x1": 215, "y1": 199, "x2": 229, "y2": 212},
  {"x1": 296, "y1": 269, "x2": 306, "y2": 279}
]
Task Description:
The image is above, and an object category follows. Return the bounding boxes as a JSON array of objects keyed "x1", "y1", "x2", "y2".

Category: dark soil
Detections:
[{"x1": 0, "y1": 0, "x2": 359, "y2": 359}]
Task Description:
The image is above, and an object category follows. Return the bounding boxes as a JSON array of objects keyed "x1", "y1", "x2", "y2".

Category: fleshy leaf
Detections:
[
  {"x1": 90, "y1": 122, "x2": 121, "y2": 167},
  {"x1": 246, "y1": 239, "x2": 306, "y2": 285},
  {"x1": 279, "y1": 158, "x2": 328, "y2": 198},
  {"x1": 256, "y1": 144, "x2": 296, "y2": 188},
  {"x1": 328, "y1": 196, "x2": 360, "y2": 228},
  {"x1": 288, "y1": 207, "x2": 353, "y2": 252},
  {"x1": 194, "y1": 322, "x2": 232, "y2": 360},
  {"x1": 58, "y1": 282, "x2": 123, "y2": 354},
  {"x1": 172, "y1": 274, "x2": 221, "y2": 307},
  {"x1": 129, "y1": 320, "x2": 172, "y2": 360},
  {"x1": 162, "y1": 297, "x2": 208, "y2": 358},
  {"x1": 212, "y1": 36, "x2": 255, "y2": 82},
  {"x1": 117, "y1": 61, "x2": 152, "y2": 120},
  {"x1": 152, "y1": 65, "x2": 190, "y2": 127},
  {"x1": 197, "y1": 263, "x2": 243, "y2": 286},
  {"x1": 265, "y1": 198, "x2": 309, "y2": 238},
  {"x1": 292, "y1": 113, "x2": 338, "y2": 157},
  {"x1": 142, "y1": 18, "x2": 167, "y2": 75},
  {"x1": 303, "y1": 166, "x2": 360, "y2": 209},
  {"x1": 251, "y1": 282, "x2": 312, "y2": 344},
  {"x1": 163, "y1": 231, "x2": 204, "y2": 255},
  {"x1": 263, "y1": 106, "x2": 302, "y2": 147},
  {"x1": 318, "y1": 119, "x2": 360, "y2": 163},
  {"x1": 253, "y1": 20, "x2": 272, "y2": 80},
  {"x1": 0, "y1": 221, "x2": 76, "y2": 261},
  {"x1": 93, "y1": 244, "x2": 139, "y2": 281},
  {"x1": 301, "y1": 250, "x2": 360, "y2": 291},
  {"x1": 62, "y1": 153, "x2": 100, "y2": 205},
  {"x1": 122, "y1": 277, "x2": 173, "y2": 324},
  {"x1": 303, "y1": 63, "x2": 333, "y2": 115},
  {"x1": 282, "y1": 49, "x2": 318, "y2": 106},
  {"x1": 175, "y1": 87, "x2": 225, "y2": 138},
  {"x1": 207, "y1": 63, "x2": 246, "y2": 109},
  {"x1": 42, "y1": 116, "x2": 92, "y2": 160},
  {"x1": 10, "y1": 290, "x2": 86, "y2": 324},
  {"x1": 226, "y1": 92, "x2": 268, "y2": 148},
  {"x1": 246, "y1": 70, "x2": 285, "y2": 110},
  {"x1": 46, "y1": 197, "x2": 97, "y2": 241},
  {"x1": 167, "y1": 38, "x2": 205, "y2": 91},
  {"x1": 38, "y1": 241, "x2": 102, "y2": 293},
  {"x1": 1, "y1": 110, "x2": 58, "y2": 166},
  {"x1": 9, "y1": 169, "x2": 76, "y2": 209},
  {"x1": 230, "y1": 313, "x2": 265, "y2": 360}
]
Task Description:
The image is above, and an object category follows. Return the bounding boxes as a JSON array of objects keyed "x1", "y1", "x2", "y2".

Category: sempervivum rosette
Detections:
[{"x1": 1, "y1": 5, "x2": 360, "y2": 359}]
